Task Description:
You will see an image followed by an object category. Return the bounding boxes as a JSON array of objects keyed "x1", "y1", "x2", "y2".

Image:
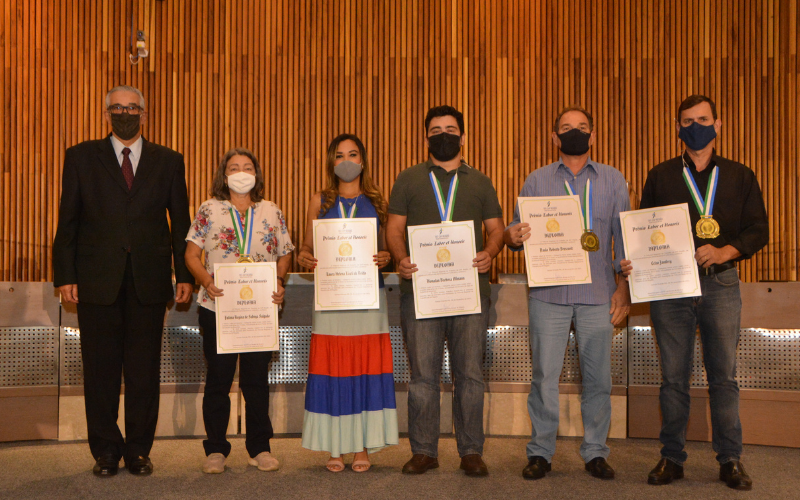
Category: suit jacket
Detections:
[{"x1": 53, "y1": 134, "x2": 193, "y2": 305}]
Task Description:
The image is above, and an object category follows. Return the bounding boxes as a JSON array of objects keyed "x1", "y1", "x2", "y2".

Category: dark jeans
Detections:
[
  {"x1": 77, "y1": 255, "x2": 166, "y2": 461},
  {"x1": 198, "y1": 307, "x2": 273, "y2": 458},
  {"x1": 400, "y1": 294, "x2": 491, "y2": 458},
  {"x1": 650, "y1": 267, "x2": 743, "y2": 465}
]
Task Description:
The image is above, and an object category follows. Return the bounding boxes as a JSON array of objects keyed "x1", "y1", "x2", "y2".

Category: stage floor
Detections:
[{"x1": 1, "y1": 435, "x2": 796, "y2": 499}]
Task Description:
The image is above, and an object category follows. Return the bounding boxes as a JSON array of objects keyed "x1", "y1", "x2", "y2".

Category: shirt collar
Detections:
[
  {"x1": 426, "y1": 158, "x2": 472, "y2": 175},
  {"x1": 680, "y1": 149, "x2": 718, "y2": 172},
  {"x1": 109, "y1": 134, "x2": 144, "y2": 161},
  {"x1": 556, "y1": 157, "x2": 598, "y2": 177}
]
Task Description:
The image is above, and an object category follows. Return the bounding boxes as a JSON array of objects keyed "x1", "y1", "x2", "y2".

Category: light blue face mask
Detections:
[{"x1": 334, "y1": 160, "x2": 363, "y2": 182}]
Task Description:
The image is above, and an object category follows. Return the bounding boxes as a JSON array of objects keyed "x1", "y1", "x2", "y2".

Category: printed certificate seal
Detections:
[
  {"x1": 436, "y1": 247, "x2": 451, "y2": 262},
  {"x1": 239, "y1": 285, "x2": 254, "y2": 300},
  {"x1": 546, "y1": 219, "x2": 560, "y2": 232},
  {"x1": 650, "y1": 230, "x2": 666, "y2": 245},
  {"x1": 338, "y1": 242, "x2": 353, "y2": 256}
]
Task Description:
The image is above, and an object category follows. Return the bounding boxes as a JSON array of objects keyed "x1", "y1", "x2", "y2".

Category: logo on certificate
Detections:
[
  {"x1": 338, "y1": 242, "x2": 353, "y2": 256},
  {"x1": 650, "y1": 230, "x2": 666, "y2": 245},
  {"x1": 239, "y1": 285, "x2": 254, "y2": 300},
  {"x1": 546, "y1": 219, "x2": 560, "y2": 232},
  {"x1": 436, "y1": 247, "x2": 451, "y2": 262}
]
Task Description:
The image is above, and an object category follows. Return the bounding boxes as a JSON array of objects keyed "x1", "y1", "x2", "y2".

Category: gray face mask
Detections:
[{"x1": 334, "y1": 160, "x2": 363, "y2": 182}]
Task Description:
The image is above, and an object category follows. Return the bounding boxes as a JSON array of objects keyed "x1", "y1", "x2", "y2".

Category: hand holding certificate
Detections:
[
  {"x1": 408, "y1": 221, "x2": 481, "y2": 319},
  {"x1": 313, "y1": 218, "x2": 380, "y2": 311},
  {"x1": 213, "y1": 262, "x2": 279, "y2": 353},
  {"x1": 620, "y1": 203, "x2": 702, "y2": 303},
  {"x1": 518, "y1": 196, "x2": 592, "y2": 287}
]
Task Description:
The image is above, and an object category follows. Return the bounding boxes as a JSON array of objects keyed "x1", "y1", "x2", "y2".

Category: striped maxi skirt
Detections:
[{"x1": 301, "y1": 289, "x2": 399, "y2": 457}]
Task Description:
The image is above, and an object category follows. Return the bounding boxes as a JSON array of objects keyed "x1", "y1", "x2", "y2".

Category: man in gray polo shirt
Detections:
[{"x1": 386, "y1": 105, "x2": 505, "y2": 477}]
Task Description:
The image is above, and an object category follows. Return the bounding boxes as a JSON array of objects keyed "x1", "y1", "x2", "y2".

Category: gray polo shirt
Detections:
[{"x1": 388, "y1": 159, "x2": 503, "y2": 297}]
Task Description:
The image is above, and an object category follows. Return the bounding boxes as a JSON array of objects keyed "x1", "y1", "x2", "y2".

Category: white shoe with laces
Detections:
[
  {"x1": 203, "y1": 453, "x2": 226, "y2": 474},
  {"x1": 248, "y1": 451, "x2": 280, "y2": 471}
]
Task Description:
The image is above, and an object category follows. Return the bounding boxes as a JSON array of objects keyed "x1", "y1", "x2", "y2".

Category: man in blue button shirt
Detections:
[{"x1": 505, "y1": 107, "x2": 632, "y2": 481}]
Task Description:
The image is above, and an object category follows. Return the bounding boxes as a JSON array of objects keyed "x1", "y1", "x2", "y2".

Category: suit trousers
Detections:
[{"x1": 76, "y1": 254, "x2": 167, "y2": 461}]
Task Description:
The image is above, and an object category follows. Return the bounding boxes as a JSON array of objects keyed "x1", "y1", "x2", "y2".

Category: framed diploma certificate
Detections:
[
  {"x1": 313, "y1": 218, "x2": 380, "y2": 311},
  {"x1": 408, "y1": 221, "x2": 481, "y2": 319},
  {"x1": 518, "y1": 196, "x2": 592, "y2": 287},
  {"x1": 213, "y1": 262, "x2": 279, "y2": 354},
  {"x1": 620, "y1": 203, "x2": 702, "y2": 303}
]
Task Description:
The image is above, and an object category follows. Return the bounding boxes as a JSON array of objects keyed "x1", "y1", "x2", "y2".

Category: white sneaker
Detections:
[
  {"x1": 248, "y1": 451, "x2": 280, "y2": 471},
  {"x1": 203, "y1": 453, "x2": 226, "y2": 474}
]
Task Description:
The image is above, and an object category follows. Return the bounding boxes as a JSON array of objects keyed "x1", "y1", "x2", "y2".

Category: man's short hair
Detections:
[
  {"x1": 424, "y1": 105, "x2": 465, "y2": 134},
  {"x1": 677, "y1": 95, "x2": 717, "y2": 121},
  {"x1": 553, "y1": 107, "x2": 594, "y2": 133},
  {"x1": 105, "y1": 85, "x2": 146, "y2": 109}
]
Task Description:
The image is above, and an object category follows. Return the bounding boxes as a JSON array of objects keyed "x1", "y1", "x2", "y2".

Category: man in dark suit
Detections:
[{"x1": 53, "y1": 85, "x2": 193, "y2": 477}]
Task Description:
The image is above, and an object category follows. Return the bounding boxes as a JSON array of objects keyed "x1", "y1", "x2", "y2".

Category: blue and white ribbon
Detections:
[
  {"x1": 682, "y1": 165, "x2": 719, "y2": 217},
  {"x1": 564, "y1": 179, "x2": 592, "y2": 231},
  {"x1": 429, "y1": 171, "x2": 459, "y2": 222}
]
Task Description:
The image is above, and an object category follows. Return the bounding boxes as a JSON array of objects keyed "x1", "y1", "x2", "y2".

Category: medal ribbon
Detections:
[
  {"x1": 682, "y1": 165, "x2": 718, "y2": 217},
  {"x1": 337, "y1": 196, "x2": 359, "y2": 218},
  {"x1": 563, "y1": 179, "x2": 592, "y2": 231},
  {"x1": 229, "y1": 205, "x2": 254, "y2": 257},
  {"x1": 429, "y1": 171, "x2": 459, "y2": 222}
]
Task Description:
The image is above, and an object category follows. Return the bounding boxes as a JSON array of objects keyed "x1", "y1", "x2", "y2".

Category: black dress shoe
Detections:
[
  {"x1": 585, "y1": 457, "x2": 615, "y2": 479},
  {"x1": 648, "y1": 457, "x2": 684, "y2": 485},
  {"x1": 92, "y1": 454, "x2": 119, "y2": 477},
  {"x1": 125, "y1": 456, "x2": 154, "y2": 476},
  {"x1": 401, "y1": 454, "x2": 439, "y2": 474},
  {"x1": 522, "y1": 456, "x2": 551, "y2": 480},
  {"x1": 720, "y1": 461, "x2": 752, "y2": 490}
]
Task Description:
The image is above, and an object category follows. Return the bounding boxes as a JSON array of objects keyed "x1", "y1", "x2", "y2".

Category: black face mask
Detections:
[
  {"x1": 428, "y1": 132, "x2": 462, "y2": 162},
  {"x1": 557, "y1": 129, "x2": 591, "y2": 156},
  {"x1": 110, "y1": 112, "x2": 141, "y2": 140}
]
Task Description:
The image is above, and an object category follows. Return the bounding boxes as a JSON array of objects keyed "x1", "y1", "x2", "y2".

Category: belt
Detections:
[{"x1": 698, "y1": 261, "x2": 735, "y2": 276}]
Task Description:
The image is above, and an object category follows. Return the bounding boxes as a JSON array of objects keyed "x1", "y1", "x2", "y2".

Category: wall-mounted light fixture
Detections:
[{"x1": 130, "y1": 30, "x2": 149, "y2": 65}]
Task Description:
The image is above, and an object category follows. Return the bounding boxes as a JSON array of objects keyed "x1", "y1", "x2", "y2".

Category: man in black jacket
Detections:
[
  {"x1": 53, "y1": 85, "x2": 193, "y2": 477},
  {"x1": 639, "y1": 95, "x2": 768, "y2": 491}
]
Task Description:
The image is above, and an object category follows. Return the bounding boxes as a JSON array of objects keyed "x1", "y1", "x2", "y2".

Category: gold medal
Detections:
[
  {"x1": 581, "y1": 230, "x2": 600, "y2": 252},
  {"x1": 237, "y1": 254, "x2": 255, "y2": 263},
  {"x1": 696, "y1": 216, "x2": 720, "y2": 239}
]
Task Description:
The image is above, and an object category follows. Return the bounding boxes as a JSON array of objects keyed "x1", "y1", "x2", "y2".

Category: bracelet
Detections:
[{"x1": 277, "y1": 276, "x2": 286, "y2": 287}]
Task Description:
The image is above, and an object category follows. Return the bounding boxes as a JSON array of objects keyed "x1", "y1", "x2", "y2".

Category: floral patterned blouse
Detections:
[{"x1": 186, "y1": 198, "x2": 295, "y2": 311}]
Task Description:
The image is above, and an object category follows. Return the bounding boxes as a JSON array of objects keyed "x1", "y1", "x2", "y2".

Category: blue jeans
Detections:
[
  {"x1": 650, "y1": 267, "x2": 743, "y2": 465},
  {"x1": 526, "y1": 298, "x2": 613, "y2": 463},
  {"x1": 400, "y1": 294, "x2": 491, "y2": 458}
]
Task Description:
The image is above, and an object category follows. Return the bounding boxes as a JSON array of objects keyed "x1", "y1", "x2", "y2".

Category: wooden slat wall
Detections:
[{"x1": 1, "y1": 0, "x2": 798, "y2": 282}]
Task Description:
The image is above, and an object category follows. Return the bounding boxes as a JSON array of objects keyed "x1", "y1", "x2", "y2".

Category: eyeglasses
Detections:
[{"x1": 107, "y1": 104, "x2": 143, "y2": 115}]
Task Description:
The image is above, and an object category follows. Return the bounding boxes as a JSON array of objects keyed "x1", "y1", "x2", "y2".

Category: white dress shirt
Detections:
[{"x1": 109, "y1": 134, "x2": 144, "y2": 175}]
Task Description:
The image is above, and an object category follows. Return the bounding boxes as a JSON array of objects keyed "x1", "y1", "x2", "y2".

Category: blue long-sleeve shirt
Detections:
[{"x1": 508, "y1": 158, "x2": 630, "y2": 305}]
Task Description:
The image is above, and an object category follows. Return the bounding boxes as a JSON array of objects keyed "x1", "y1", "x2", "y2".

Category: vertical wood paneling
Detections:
[{"x1": 1, "y1": 0, "x2": 798, "y2": 282}]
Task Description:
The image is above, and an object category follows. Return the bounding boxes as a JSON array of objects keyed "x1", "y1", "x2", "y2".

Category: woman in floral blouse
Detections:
[{"x1": 185, "y1": 148, "x2": 294, "y2": 474}]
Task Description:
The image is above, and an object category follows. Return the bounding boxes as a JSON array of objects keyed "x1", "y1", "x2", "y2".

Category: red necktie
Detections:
[{"x1": 121, "y1": 147, "x2": 134, "y2": 189}]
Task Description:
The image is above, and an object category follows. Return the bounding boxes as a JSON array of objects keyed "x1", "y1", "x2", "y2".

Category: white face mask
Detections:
[{"x1": 227, "y1": 171, "x2": 256, "y2": 194}]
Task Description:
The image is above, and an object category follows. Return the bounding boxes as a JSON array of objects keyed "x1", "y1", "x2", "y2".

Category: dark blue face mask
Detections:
[{"x1": 678, "y1": 121, "x2": 717, "y2": 151}]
